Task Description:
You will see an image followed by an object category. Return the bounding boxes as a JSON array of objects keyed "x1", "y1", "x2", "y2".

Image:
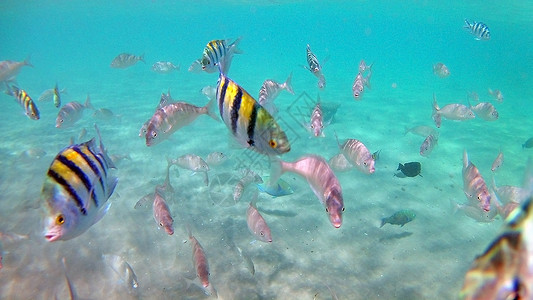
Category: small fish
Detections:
[
  {"x1": 187, "y1": 228, "x2": 216, "y2": 296},
  {"x1": 464, "y1": 19, "x2": 490, "y2": 40},
  {"x1": 233, "y1": 169, "x2": 263, "y2": 202},
  {"x1": 304, "y1": 96, "x2": 326, "y2": 138},
  {"x1": 396, "y1": 162, "x2": 422, "y2": 177},
  {"x1": 467, "y1": 91, "x2": 480, "y2": 102},
  {"x1": 451, "y1": 201, "x2": 498, "y2": 223},
  {"x1": 247, "y1": 201, "x2": 272, "y2": 243},
  {"x1": 53, "y1": 83, "x2": 61, "y2": 108},
  {"x1": 522, "y1": 137, "x2": 533, "y2": 149},
  {"x1": 328, "y1": 153, "x2": 354, "y2": 173},
  {"x1": 110, "y1": 53, "x2": 145, "y2": 68},
  {"x1": 153, "y1": 188, "x2": 174, "y2": 235},
  {"x1": 352, "y1": 69, "x2": 372, "y2": 100},
  {"x1": 56, "y1": 95, "x2": 93, "y2": 128},
  {"x1": 420, "y1": 134, "x2": 438, "y2": 157},
  {"x1": 0, "y1": 241, "x2": 3, "y2": 270},
  {"x1": 491, "y1": 150, "x2": 504, "y2": 172},
  {"x1": 470, "y1": 102, "x2": 498, "y2": 121},
  {"x1": 432, "y1": 94, "x2": 475, "y2": 128},
  {"x1": 488, "y1": 88, "x2": 504, "y2": 103},
  {"x1": 335, "y1": 133, "x2": 375, "y2": 174},
  {"x1": 0, "y1": 57, "x2": 32, "y2": 82},
  {"x1": 256, "y1": 175, "x2": 294, "y2": 197},
  {"x1": 169, "y1": 154, "x2": 209, "y2": 174},
  {"x1": 491, "y1": 177, "x2": 530, "y2": 205},
  {"x1": 42, "y1": 124, "x2": 118, "y2": 242},
  {"x1": 216, "y1": 72, "x2": 291, "y2": 156},
  {"x1": 205, "y1": 152, "x2": 227, "y2": 166},
  {"x1": 5, "y1": 85, "x2": 40, "y2": 120},
  {"x1": 236, "y1": 246, "x2": 255, "y2": 275},
  {"x1": 463, "y1": 150, "x2": 491, "y2": 212},
  {"x1": 144, "y1": 91, "x2": 218, "y2": 146},
  {"x1": 103, "y1": 254, "x2": 139, "y2": 294},
  {"x1": 305, "y1": 44, "x2": 326, "y2": 89},
  {"x1": 198, "y1": 38, "x2": 242, "y2": 74},
  {"x1": 433, "y1": 63, "x2": 450, "y2": 78},
  {"x1": 380, "y1": 209, "x2": 416, "y2": 228},
  {"x1": 188, "y1": 59, "x2": 202, "y2": 73},
  {"x1": 151, "y1": 61, "x2": 180, "y2": 73},
  {"x1": 372, "y1": 150, "x2": 381, "y2": 161},
  {"x1": 270, "y1": 155, "x2": 344, "y2": 228},
  {"x1": 258, "y1": 72, "x2": 294, "y2": 116},
  {"x1": 404, "y1": 125, "x2": 439, "y2": 138},
  {"x1": 92, "y1": 108, "x2": 118, "y2": 121},
  {"x1": 38, "y1": 86, "x2": 67, "y2": 103},
  {"x1": 134, "y1": 192, "x2": 153, "y2": 209},
  {"x1": 358, "y1": 59, "x2": 372, "y2": 73}
]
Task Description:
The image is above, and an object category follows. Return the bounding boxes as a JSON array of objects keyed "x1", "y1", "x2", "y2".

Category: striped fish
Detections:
[
  {"x1": 41, "y1": 124, "x2": 118, "y2": 242},
  {"x1": 110, "y1": 53, "x2": 144, "y2": 68},
  {"x1": 199, "y1": 38, "x2": 242, "y2": 74},
  {"x1": 216, "y1": 72, "x2": 290, "y2": 156},
  {"x1": 56, "y1": 95, "x2": 93, "y2": 128},
  {"x1": 53, "y1": 83, "x2": 61, "y2": 108},
  {"x1": 305, "y1": 44, "x2": 326, "y2": 89},
  {"x1": 187, "y1": 227, "x2": 217, "y2": 297},
  {"x1": 6, "y1": 85, "x2": 40, "y2": 120},
  {"x1": 464, "y1": 19, "x2": 490, "y2": 40}
]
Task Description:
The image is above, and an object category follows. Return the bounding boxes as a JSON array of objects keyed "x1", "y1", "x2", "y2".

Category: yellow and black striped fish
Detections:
[
  {"x1": 6, "y1": 85, "x2": 40, "y2": 120},
  {"x1": 200, "y1": 38, "x2": 241, "y2": 73},
  {"x1": 53, "y1": 83, "x2": 61, "y2": 108},
  {"x1": 41, "y1": 124, "x2": 118, "y2": 242},
  {"x1": 216, "y1": 73, "x2": 290, "y2": 156}
]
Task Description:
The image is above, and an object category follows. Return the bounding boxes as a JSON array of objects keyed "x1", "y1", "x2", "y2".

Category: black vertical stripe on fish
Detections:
[
  {"x1": 47, "y1": 169, "x2": 88, "y2": 215},
  {"x1": 247, "y1": 103, "x2": 258, "y2": 146},
  {"x1": 230, "y1": 87, "x2": 243, "y2": 134},
  {"x1": 73, "y1": 146, "x2": 106, "y2": 198},
  {"x1": 56, "y1": 154, "x2": 94, "y2": 199},
  {"x1": 218, "y1": 77, "x2": 228, "y2": 117}
]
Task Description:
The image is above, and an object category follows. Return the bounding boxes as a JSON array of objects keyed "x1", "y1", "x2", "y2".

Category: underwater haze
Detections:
[{"x1": 1, "y1": 1, "x2": 533, "y2": 299}]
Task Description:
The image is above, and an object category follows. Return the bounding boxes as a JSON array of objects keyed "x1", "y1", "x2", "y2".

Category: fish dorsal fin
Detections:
[{"x1": 94, "y1": 124, "x2": 116, "y2": 169}]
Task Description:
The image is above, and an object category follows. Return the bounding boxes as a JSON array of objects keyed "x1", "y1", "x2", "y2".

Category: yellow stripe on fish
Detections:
[{"x1": 216, "y1": 73, "x2": 290, "y2": 156}]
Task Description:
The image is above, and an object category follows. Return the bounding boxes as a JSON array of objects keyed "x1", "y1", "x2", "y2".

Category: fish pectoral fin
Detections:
[{"x1": 92, "y1": 202, "x2": 112, "y2": 226}]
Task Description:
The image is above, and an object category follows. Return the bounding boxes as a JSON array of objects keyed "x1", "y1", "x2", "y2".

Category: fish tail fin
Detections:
[
  {"x1": 139, "y1": 53, "x2": 145, "y2": 63},
  {"x1": 333, "y1": 130, "x2": 342, "y2": 149},
  {"x1": 268, "y1": 156, "x2": 285, "y2": 189},
  {"x1": 397, "y1": 163, "x2": 402, "y2": 171},
  {"x1": 379, "y1": 218, "x2": 386, "y2": 228},
  {"x1": 204, "y1": 97, "x2": 220, "y2": 122},
  {"x1": 463, "y1": 19, "x2": 471, "y2": 29},
  {"x1": 24, "y1": 55, "x2": 33, "y2": 67},
  {"x1": 84, "y1": 94, "x2": 94, "y2": 110},
  {"x1": 230, "y1": 37, "x2": 244, "y2": 54},
  {"x1": 284, "y1": 72, "x2": 294, "y2": 94},
  {"x1": 450, "y1": 199, "x2": 460, "y2": 215},
  {"x1": 94, "y1": 123, "x2": 116, "y2": 169},
  {"x1": 463, "y1": 149, "x2": 469, "y2": 169}
]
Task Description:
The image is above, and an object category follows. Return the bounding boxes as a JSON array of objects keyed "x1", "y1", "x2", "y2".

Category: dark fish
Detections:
[
  {"x1": 397, "y1": 162, "x2": 421, "y2": 177},
  {"x1": 380, "y1": 210, "x2": 416, "y2": 228},
  {"x1": 523, "y1": 138, "x2": 533, "y2": 149}
]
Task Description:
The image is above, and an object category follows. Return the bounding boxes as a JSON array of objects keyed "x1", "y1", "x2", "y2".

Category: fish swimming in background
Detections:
[
  {"x1": 151, "y1": 61, "x2": 180, "y2": 73},
  {"x1": 404, "y1": 125, "x2": 439, "y2": 138},
  {"x1": 463, "y1": 149, "x2": 491, "y2": 212},
  {"x1": 396, "y1": 162, "x2": 422, "y2": 177},
  {"x1": 491, "y1": 177, "x2": 530, "y2": 206},
  {"x1": 433, "y1": 62, "x2": 450, "y2": 78},
  {"x1": 38, "y1": 85, "x2": 67, "y2": 103},
  {"x1": 247, "y1": 200, "x2": 272, "y2": 243},
  {"x1": 432, "y1": 94, "x2": 475, "y2": 128},
  {"x1": 258, "y1": 72, "x2": 294, "y2": 116},
  {"x1": 523, "y1": 137, "x2": 533, "y2": 149},
  {"x1": 187, "y1": 227, "x2": 217, "y2": 297},
  {"x1": 41, "y1": 124, "x2": 118, "y2": 242},
  {"x1": 102, "y1": 254, "x2": 139, "y2": 295},
  {"x1": 5, "y1": 85, "x2": 40, "y2": 120},
  {"x1": 56, "y1": 95, "x2": 93, "y2": 128},
  {"x1": 334, "y1": 133, "x2": 375, "y2": 174},
  {"x1": 420, "y1": 134, "x2": 438, "y2": 157},
  {"x1": 152, "y1": 188, "x2": 174, "y2": 235},
  {"x1": 216, "y1": 72, "x2": 291, "y2": 156},
  {"x1": 0, "y1": 57, "x2": 32, "y2": 82},
  {"x1": 205, "y1": 152, "x2": 227, "y2": 167},
  {"x1": 488, "y1": 88, "x2": 504, "y2": 102},
  {"x1": 233, "y1": 169, "x2": 263, "y2": 203},
  {"x1": 270, "y1": 155, "x2": 344, "y2": 228},
  {"x1": 352, "y1": 63, "x2": 372, "y2": 100},
  {"x1": 169, "y1": 154, "x2": 209, "y2": 174},
  {"x1": 144, "y1": 91, "x2": 218, "y2": 146},
  {"x1": 110, "y1": 53, "x2": 145, "y2": 68},
  {"x1": 450, "y1": 200, "x2": 498, "y2": 223},
  {"x1": 470, "y1": 102, "x2": 498, "y2": 121},
  {"x1": 305, "y1": 44, "x2": 326, "y2": 89},
  {"x1": 467, "y1": 91, "x2": 480, "y2": 102},
  {"x1": 52, "y1": 83, "x2": 61, "y2": 108},
  {"x1": 256, "y1": 175, "x2": 294, "y2": 197},
  {"x1": 328, "y1": 153, "x2": 354, "y2": 173},
  {"x1": 304, "y1": 96, "x2": 326, "y2": 138},
  {"x1": 491, "y1": 150, "x2": 504, "y2": 172},
  {"x1": 196, "y1": 38, "x2": 242, "y2": 74},
  {"x1": 358, "y1": 59, "x2": 372, "y2": 73},
  {"x1": 463, "y1": 19, "x2": 490, "y2": 40},
  {"x1": 92, "y1": 108, "x2": 119, "y2": 121},
  {"x1": 380, "y1": 210, "x2": 416, "y2": 228}
]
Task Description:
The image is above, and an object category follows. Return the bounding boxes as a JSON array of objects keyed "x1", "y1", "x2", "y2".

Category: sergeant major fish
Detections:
[
  {"x1": 305, "y1": 44, "x2": 326, "y2": 89},
  {"x1": 110, "y1": 53, "x2": 145, "y2": 68},
  {"x1": 270, "y1": 155, "x2": 344, "y2": 228},
  {"x1": 463, "y1": 150, "x2": 491, "y2": 212},
  {"x1": 56, "y1": 95, "x2": 93, "y2": 128},
  {"x1": 197, "y1": 38, "x2": 242, "y2": 74},
  {"x1": 5, "y1": 85, "x2": 40, "y2": 120},
  {"x1": 216, "y1": 72, "x2": 291, "y2": 156},
  {"x1": 42, "y1": 124, "x2": 118, "y2": 242},
  {"x1": 464, "y1": 19, "x2": 490, "y2": 40}
]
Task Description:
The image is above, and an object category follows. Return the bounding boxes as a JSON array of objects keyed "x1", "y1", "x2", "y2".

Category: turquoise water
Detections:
[{"x1": 1, "y1": 1, "x2": 533, "y2": 299}]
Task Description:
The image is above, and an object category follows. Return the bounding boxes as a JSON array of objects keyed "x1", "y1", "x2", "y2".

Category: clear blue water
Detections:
[{"x1": 1, "y1": 1, "x2": 533, "y2": 299}]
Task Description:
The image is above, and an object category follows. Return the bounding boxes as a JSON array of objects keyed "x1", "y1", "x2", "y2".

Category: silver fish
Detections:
[
  {"x1": 463, "y1": 19, "x2": 490, "y2": 41},
  {"x1": 270, "y1": 155, "x2": 344, "y2": 228},
  {"x1": 169, "y1": 154, "x2": 209, "y2": 174},
  {"x1": 491, "y1": 178, "x2": 530, "y2": 205},
  {"x1": 153, "y1": 189, "x2": 174, "y2": 235},
  {"x1": 451, "y1": 200, "x2": 497, "y2": 223},
  {"x1": 433, "y1": 63, "x2": 450, "y2": 78},
  {"x1": 335, "y1": 133, "x2": 375, "y2": 174},
  {"x1": 488, "y1": 88, "x2": 504, "y2": 103},
  {"x1": 352, "y1": 64, "x2": 372, "y2": 99},
  {"x1": 92, "y1": 108, "x2": 117, "y2": 121},
  {"x1": 305, "y1": 97, "x2": 325, "y2": 138},
  {"x1": 420, "y1": 134, "x2": 438, "y2": 157},
  {"x1": 463, "y1": 150, "x2": 491, "y2": 212},
  {"x1": 328, "y1": 153, "x2": 354, "y2": 173},
  {"x1": 38, "y1": 86, "x2": 66, "y2": 103},
  {"x1": 151, "y1": 61, "x2": 179, "y2": 73},
  {"x1": 42, "y1": 124, "x2": 118, "y2": 242},
  {"x1": 102, "y1": 254, "x2": 139, "y2": 294},
  {"x1": 491, "y1": 150, "x2": 504, "y2": 172},
  {"x1": 404, "y1": 125, "x2": 439, "y2": 138},
  {"x1": 236, "y1": 246, "x2": 255, "y2": 275},
  {"x1": 205, "y1": 152, "x2": 227, "y2": 166},
  {"x1": 110, "y1": 53, "x2": 144, "y2": 68},
  {"x1": 432, "y1": 94, "x2": 475, "y2": 128},
  {"x1": 258, "y1": 72, "x2": 294, "y2": 115},
  {"x1": 305, "y1": 44, "x2": 326, "y2": 89},
  {"x1": 0, "y1": 57, "x2": 32, "y2": 82},
  {"x1": 358, "y1": 60, "x2": 372, "y2": 73},
  {"x1": 56, "y1": 95, "x2": 93, "y2": 128},
  {"x1": 471, "y1": 102, "x2": 498, "y2": 121},
  {"x1": 247, "y1": 201, "x2": 272, "y2": 243},
  {"x1": 233, "y1": 169, "x2": 263, "y2": 202}
]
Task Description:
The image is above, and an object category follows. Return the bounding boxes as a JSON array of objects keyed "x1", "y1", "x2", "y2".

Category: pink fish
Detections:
[
  {"x1": 432, "y1": 94, "x2": 475, "y2": 127},
  {"x1": 258, "y1": 72, "x2": 294, "y2": 116},
  {"x1": 247, "y1": 202, "x2": 272, "y2": 242},
  {"x1": 432, "y1": 63, "x2": 450, "y2": 78},
  {"x1": 462, "y1": 150, "x2": 491, "y2": 212},
  {"x1": 187, "y1": 228, "x2": 216, "y2": 296},
  {"x1": 471, "y1": 102, "x2": 498, "y2": 121},
  {"x1": 335, "y1": 134, "x2": 375, "y2": 174},
  {"x1": 270, "y1": 155, "x2": 344, "y2": 228},
  {"x1": 491, "y1": 150, "x2": 504, "y2": 172},
  {"x1": 304, "y1": 98, "x2": 326, "y2": 138},
  {"x1": 152, "y1": 189, "x2": 174, "y2": 235},
  {"x1": 56, "y1": 95, "x2": 93, "y2": 128},
  {"x1": 420, "y1": 134, "x2": 438, "y2": 157}
]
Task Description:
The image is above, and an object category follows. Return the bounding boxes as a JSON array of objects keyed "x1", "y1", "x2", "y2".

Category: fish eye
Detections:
[
  {"x1": 152, "y1": 131, "x2": 157, "y2": 138},
  {"x1": 60, "y1": 119, "x2": 64, "y2": 123},
  {"x1": 342, "y1": 207, "x2": 345, "y2": 212},
  {"x1": 159, "y1": 222, "x2": 163, "y2": 227},
  {"x1": 311, "y1": 124, "x2": 314, "y2": 129},
  {"x1": 260, "y1": 232, "x2": 264, "y2": 236},
  {"x1": 325, "y1": 208, "x2": 329, "y2": 212},
  {"x1": 56, "y1": 214, "x2": 65, "y2": 225},
  {"x1": 477, "y1": 195, "x2": 481, "y2": 200},
  {"x1": 363, "y1": 162, "x2": 367, "y2": 166},
  {"x1": 269, "y1": 140, "x2": 277, "y2": 148}
]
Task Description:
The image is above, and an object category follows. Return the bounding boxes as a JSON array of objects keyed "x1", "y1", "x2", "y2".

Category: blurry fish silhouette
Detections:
[{"x1": 380, "y1": 210, "x2": 416, "y2": 228}]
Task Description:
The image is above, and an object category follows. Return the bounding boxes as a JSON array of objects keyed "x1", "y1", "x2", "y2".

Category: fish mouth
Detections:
[{"x1": 45, "y1": 234, "x2": 60, "y2": 242}]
